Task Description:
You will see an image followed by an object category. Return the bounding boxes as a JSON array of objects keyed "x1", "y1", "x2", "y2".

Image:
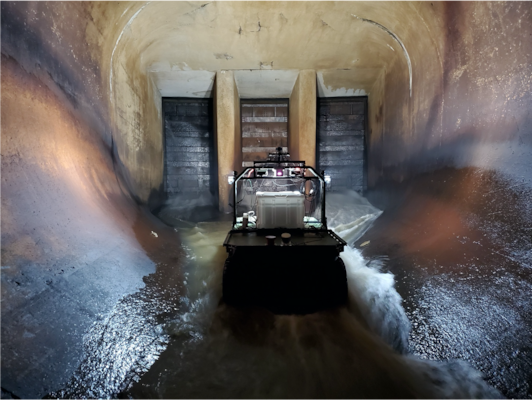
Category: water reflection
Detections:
[
  {"x1": 52, "y1": 190, "x2": 501, "y2": 399},
  {"x1": 127, "y1": 191, "x2": 498, "y2": 398}
]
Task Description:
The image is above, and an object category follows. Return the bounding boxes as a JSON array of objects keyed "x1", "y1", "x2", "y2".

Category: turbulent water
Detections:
[{"x1": 54, "y1": 190, "x2": 502, "y2": 398}]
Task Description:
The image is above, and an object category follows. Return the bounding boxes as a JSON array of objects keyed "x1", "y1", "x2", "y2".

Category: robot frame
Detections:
[{"x1": 223, "y1": 148, "x2": 347, "y2": 314}]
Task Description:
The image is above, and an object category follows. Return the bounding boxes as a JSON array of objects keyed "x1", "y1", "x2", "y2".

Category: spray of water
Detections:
[
  {"x1": 341, "y1": 246, "x2": 411, "y2": 353},
  {"x1": 326, "y1": 191, "x2": 411, "y2": 353},
  {"x1": 134, "y1": 189, "x2": 500, "y2": 398},
  {"x1": 328, "y1": 191, "x2": 500, "y2": 397},
  {"x1": 56, "y1": 190, "x2": 502, "y2": 398}
]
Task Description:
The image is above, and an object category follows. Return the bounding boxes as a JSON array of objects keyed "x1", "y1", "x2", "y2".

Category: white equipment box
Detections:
[{"x1": 256, "y1": 191, "x2": 305, "y2": 229}]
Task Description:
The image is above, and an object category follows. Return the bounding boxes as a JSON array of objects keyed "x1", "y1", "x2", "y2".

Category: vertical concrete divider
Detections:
[
  {"x1": 289, "y1": 70, "x2": 317, "y2": 167},
  {"x1": 215, "y1": 70, "x2": 240, "y2": 213},
  {"x1": 288, "y1": 74, "x2": 301, "y2": 161},
  {"x1": 233, "y1": 78, "x2": 242, "y2": 177}
]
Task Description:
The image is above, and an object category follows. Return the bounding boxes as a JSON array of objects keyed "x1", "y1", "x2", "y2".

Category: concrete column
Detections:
[
  {"x1": 215, "y1": 70, "x2": 240, "y2": 213},
  {"x1": 289, "y1": 70, "x2": 317, "y2": 167}
]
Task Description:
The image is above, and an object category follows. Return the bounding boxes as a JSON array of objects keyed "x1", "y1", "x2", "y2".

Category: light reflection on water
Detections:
[{"x1": 53, "y1": 191, "x2": 502, "y2": 399}]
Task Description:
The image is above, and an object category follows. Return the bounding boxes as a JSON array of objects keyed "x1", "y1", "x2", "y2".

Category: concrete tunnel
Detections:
[{"x1": 1, "y1": 1, "x2": 532, "y2": 398}]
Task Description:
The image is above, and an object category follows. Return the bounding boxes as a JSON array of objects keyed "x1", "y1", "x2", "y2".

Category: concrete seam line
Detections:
[
  {"x1": 351, "y1": 14, "x2": 412, "y2": 98},
  {"x1": 109, "y1": 2, "x2": 152, "y2": 103}
]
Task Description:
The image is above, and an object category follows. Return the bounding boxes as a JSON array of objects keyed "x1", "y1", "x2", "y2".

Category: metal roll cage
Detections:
[{"x1": 230, "y1": 160, "x2": 328, "y2": 229}]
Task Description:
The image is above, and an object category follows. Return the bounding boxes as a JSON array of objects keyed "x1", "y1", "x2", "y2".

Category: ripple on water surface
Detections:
[{"x1": 52, "y1": 190, "x2": 503, "y2": 398}]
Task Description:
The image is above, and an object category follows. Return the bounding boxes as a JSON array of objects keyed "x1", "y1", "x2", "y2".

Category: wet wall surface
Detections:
[
  {"x1": 0, "y1": 46, "x2": 184, "y2": 399},
  {"x1": 372, "y1": 2, "x2": 532, "y2": 188},
  {"x1": 360, "y1": 167, "x2": 532, "y2": 398},
  {"x1": 0, "y1": 3, "x2": 181, "y2": 396},
  {"x1": 0, "y1": 2, "x2": 110, "y2": 147},
  {"x1": 2, "y1": 1, "x2": 532, "y2": 398}
]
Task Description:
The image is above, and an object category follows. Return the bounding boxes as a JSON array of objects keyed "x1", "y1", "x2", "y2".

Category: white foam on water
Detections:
[
  {"x1": 405, "y1": 356, "x2": 502, "y2": 398},
  {"x1": 341, "y1": 246, "x2": 411, "y2": 353},
  {"x1": 325, "y1": 190, "x2": 411, "y2": 352}
]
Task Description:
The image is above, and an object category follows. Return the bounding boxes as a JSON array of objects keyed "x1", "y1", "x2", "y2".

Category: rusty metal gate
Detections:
[
  {"x1": 241, "y1": 99, "x2": 289, "y2": 167},
  {"x1": 162, "y1": 98, "x2": 216, "y2": 197},
  {"x1": 317, "y1": 97, "x2": 367, "y2": 193}
]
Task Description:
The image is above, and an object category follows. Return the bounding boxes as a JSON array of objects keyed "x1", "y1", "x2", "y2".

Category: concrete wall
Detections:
[
  {"x1": 1, "y1": 0, "x2": 530, "y2": 293},
  {"x1": 99, "y1": 1, "x2": 414, "y2": 201},
  {"x1": 288, "y1": 74, "x2": 301, "y2": 161},
  {"x1": 215, "y1": 70, "x2": 240, "y2": 212},
  {"x1": 233, "y1": 78, "x2": 242, "y2": 174},
  {"x1": 288, "y1": 70, "x2": 317, "y2": 167},
  {"x1": 370, "y1": 2, "x2": 532, "y2": 186},
  {"x1": 1, "y1": 55, "x2": 178, "y2": 397},
  {"x1": 1, "y1": 3, "x2": 184, "y2": 396},
  {"x1": 5, "y1": 1, "x2": 526, "y2": 203}
]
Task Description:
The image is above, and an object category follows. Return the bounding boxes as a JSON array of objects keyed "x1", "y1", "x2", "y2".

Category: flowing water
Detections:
[{"x1": 53, "y1": 190, "x2": 502, "y2": 398}]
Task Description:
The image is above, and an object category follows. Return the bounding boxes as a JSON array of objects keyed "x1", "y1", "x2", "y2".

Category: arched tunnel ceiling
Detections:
[
  {"x1": 93, "y1": 0, "x2": 530, "y2": 201},
  {"x1": 110, "y1": 1, "x2": 432, "y2": 98},
  {"x1": 102, "y1": 1, "x2": 444, "y2": 200}
]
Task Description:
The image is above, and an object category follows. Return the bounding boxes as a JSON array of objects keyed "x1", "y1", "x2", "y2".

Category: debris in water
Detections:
[
  {"x1": 360, "y1": 240, "x2": 370, "y2": 247},
  {"x1": 151, "y1": 231, "x2": 158, "y2": 238}
]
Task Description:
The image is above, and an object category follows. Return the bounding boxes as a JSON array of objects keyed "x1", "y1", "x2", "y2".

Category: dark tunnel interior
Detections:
[{"x1": 1, "y1": 1, "x2": 532, "y2": 398}]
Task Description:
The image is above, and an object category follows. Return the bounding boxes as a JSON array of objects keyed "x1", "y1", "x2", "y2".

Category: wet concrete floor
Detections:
[
  {"x1": 361, "y1": 167, "x2": 532, "y2": 398},
  {"x1": 5, "y1": 167, "x2": 530, "y2": 399},
  {"x1": 1, "y1": 206, "x2": 185, "y2": 399},
  {"x1": 46, "y1": 168, "x2": 530, "y2": 398}
]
